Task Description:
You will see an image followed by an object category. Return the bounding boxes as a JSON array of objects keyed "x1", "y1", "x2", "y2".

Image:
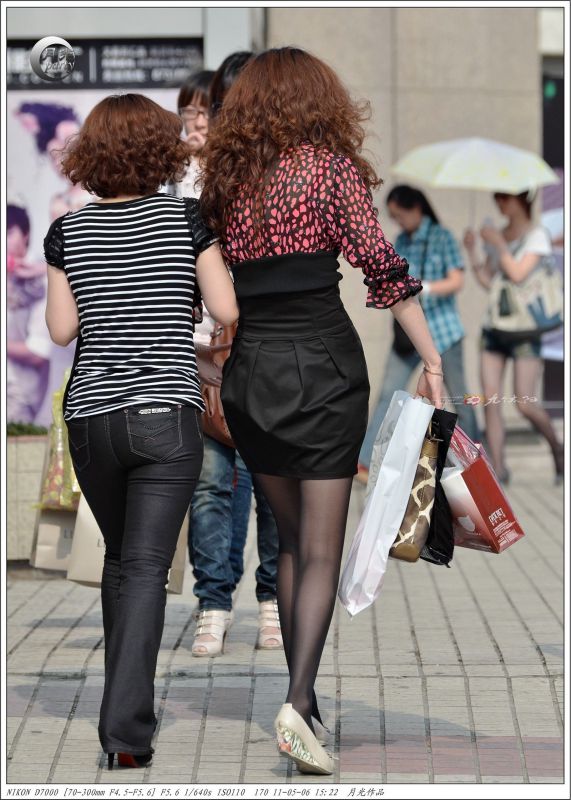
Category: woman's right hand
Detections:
[
  {"x1": 185, "y1": 131, "x2": 207, "y2": 154},
  {"x1": 415, "y1": 368, "x2": 444, "y2": 410}
]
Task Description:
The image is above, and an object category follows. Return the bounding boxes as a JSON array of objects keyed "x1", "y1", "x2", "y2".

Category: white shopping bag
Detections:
[{"x1": 338, "y1": 391, "x2": 434, "y2": 617}]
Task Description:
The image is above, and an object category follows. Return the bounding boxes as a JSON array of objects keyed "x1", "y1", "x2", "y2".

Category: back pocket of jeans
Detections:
[
  {"x1": 66, "y1": 417, "x2": 90, "y2": 471},
  {"x1": 126, "y1": 406, "x2": 182, "y2": 462}
]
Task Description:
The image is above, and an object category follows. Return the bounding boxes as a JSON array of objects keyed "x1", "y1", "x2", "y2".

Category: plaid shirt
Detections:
[{"x1": 395, "y1": 216, "x2": 465, "y2": 354}]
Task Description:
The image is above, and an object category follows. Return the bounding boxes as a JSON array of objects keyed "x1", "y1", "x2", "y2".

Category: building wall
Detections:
[{"x1": 268, "y1": 7, "x2": 542, "y2": 427}]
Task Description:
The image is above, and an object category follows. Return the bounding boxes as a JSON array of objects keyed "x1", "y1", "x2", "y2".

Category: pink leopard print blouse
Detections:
[{"x1": 221, "y1": 143, "x2": 422, "y2": 309}]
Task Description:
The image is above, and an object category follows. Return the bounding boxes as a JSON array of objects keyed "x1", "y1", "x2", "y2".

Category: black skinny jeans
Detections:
[{"x1": 66, "y1": 404, "x2": 203, "y2": 754}]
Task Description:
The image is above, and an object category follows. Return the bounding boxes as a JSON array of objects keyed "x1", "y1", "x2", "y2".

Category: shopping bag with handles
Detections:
[
  {"x1": 441, "y1": 426, "x2": 525, "y2": 553},
  {"x1": 67, "y1": 495, "x2": 189, "y2": 593},
  {"x1": 338, "y1": 391, "x2": 434, "y2": 617}
]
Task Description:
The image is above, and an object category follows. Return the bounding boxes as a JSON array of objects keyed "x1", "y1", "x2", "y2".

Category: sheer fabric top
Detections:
[{"x1": 221, "y1": 142, "x2": 422, "y2": 309}]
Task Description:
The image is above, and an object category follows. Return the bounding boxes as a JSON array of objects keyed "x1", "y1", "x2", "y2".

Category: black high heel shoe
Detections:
[{"x1": 107, "y1": 749, "x2": 154, "y2": 770}]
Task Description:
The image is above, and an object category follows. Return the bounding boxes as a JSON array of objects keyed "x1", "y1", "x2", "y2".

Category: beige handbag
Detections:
[
  {"x1": 31, "y1": 509, "x2": 76, "y2": 571},
  {"x1": 488, "y1": 233, "x2": 564, "y2": 343},
  {"x1": 389, "y1": 421, "x2": 440, "y2": 563},
  {"x1": 66, "y1": 495, "x2": 188, "y2": 594}
]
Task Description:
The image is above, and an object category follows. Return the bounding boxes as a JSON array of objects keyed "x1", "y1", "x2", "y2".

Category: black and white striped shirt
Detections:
[{"x1": 44, "y1": 193, "x2": 217, "y2": 419}]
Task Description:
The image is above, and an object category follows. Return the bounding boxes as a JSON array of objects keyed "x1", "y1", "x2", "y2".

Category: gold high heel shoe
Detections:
[{"x1": 274, "y1": 703, "x2": 334, "y2": 775}]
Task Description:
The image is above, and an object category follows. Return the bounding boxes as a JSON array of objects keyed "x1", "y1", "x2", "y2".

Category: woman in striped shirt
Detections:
[{"x1": 44, "y1": 93, "x2": 238, "y2": 769}]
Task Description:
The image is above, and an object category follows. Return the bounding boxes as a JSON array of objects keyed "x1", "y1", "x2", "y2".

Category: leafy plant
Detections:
[{"x1": 7, "y1": 422, "x2": 49, "y2": 436}]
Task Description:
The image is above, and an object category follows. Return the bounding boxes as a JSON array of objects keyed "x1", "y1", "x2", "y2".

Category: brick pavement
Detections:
[{"x1": 6, "y1": 428, "x2": 565, "y2": 785}]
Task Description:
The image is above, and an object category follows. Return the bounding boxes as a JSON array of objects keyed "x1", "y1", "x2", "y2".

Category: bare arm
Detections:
[
  {"x1": 391, "y1": 296, "x2": 441, "y2": 369},
  {"x1": 390, "y1": 296, "x2": 444, "y2": 409},
  {"x1": 495, "y1": 247, "x2": 540, "y2": 284},
  {"x1": 195, "y1": 244, "x2": 239, "y2": 327},
  {"x1": 472, "y1": 257, "x2": 495, "y2": 290},
  {"x1": 45, "y1": 266, "x2": 79, "y2": 346},
  {"x1": 479, "y1": 226, "x2": 542, "y2": 284},
  {"x1": 426, "y1": 267, "x2": 464, "y2": 297},
  {"x1": 463, "y1": 229, "x2": 495, "y2": 289}
]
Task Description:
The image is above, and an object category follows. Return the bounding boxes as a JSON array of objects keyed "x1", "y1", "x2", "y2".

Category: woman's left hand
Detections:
[
  {"x1": 415, "y1": 369, "x2": 444, "y2": 410},
  {"x1": 480, "y1": 225, "x2": 504, "y2": 249}
]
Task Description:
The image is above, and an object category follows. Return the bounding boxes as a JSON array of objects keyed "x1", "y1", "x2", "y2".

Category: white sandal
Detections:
[
  {"x1": 192, "y1": 609, "x2": 233, "y2": 658},
  {"x1": 256, "y1": 599, "x2": 283, "y2": 650}
]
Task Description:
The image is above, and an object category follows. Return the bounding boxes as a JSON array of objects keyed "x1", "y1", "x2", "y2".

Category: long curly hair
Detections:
[
  {"x1": 199, "y1": 47, "x2": 381, "y2": 235},
  {"x1": 59, "y1": 94, "x2": 191, "y2": 197}
]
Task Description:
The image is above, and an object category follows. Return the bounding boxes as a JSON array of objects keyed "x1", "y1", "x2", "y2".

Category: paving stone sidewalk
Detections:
[{"x1": 6, "y1": 428, "x2": 565, "y2": 785}]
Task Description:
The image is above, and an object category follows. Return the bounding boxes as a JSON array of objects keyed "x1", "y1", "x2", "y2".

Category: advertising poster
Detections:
[{"x1": 6, "y1": 38, "x2": 202, "y2": 426}]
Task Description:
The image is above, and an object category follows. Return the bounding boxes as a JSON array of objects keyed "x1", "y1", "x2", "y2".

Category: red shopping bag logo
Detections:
[{"x1": 453, "y1": 457, "x2": 525, "y2": 553}]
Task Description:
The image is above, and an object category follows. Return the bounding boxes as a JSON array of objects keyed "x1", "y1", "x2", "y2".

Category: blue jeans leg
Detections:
[
  {"x1": 359, "y1": 347, "x2": 419, "y2": 468},
  {"x1": 252, "y1": 475, "x2": 279, "y2": 602},
  {"x1": 230, "y1": 453, "x2": 253, "y2": 590},
  {"x1": 441, "y1": 339, "x2": 481, "y2": 442},
  {"x1": 189, "y1": 435, "x2": 236, "y2": 611}
]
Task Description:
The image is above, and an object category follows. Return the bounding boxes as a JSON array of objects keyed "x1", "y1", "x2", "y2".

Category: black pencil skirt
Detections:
[{"x1": 220, "y1": 284, "x2": 370, "y2": 479}]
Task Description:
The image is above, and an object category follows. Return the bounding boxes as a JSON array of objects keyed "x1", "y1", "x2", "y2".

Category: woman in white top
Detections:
[
  {"x1": 464, "y1": 191, "x2": 564, "y2": 484},
  {"x1": 175, "y1": 70, "x2": 214, "y2": 199}
]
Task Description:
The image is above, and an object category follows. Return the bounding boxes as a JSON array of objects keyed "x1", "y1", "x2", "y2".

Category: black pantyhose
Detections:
[{"x1": 254, "y1": 474, "x2": 353, "y2": 732}]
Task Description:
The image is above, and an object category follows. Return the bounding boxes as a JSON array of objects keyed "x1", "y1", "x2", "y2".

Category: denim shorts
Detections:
[{"x1": 480, "y1": 328, "x2": 542, "y2": 360}]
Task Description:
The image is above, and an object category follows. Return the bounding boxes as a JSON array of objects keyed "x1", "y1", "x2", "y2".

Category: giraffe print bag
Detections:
[{"x1": 389, "y1": 421, "x2": 440, "y2": 563}]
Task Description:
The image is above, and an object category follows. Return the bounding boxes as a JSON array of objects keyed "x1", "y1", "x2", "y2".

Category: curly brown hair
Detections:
[
  {"x1": 59, "y1": 93, "x2": 191, "y2": 197},
  {"x1": 199, "y1": 47, "x2": 382, "y2": 235}
]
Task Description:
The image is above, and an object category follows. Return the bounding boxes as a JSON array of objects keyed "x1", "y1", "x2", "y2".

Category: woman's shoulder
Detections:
[
  {"x1": 181, "y1": 197, "x2": 218, "y2": 253},
  {"x1": 289, "y1": 142, "x2": 344, "y2": 168},
  {"x1": 522, "y1": 224, "x2": 552, "y2": 254},
  {"x1": 430, "y1": 221, "x2": 458, "y2": 242},
  {"x1": 44, "y1": 213, "x2": 71, "y2": 268}
]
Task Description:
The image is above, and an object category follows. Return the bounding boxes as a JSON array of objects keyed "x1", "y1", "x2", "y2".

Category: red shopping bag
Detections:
[{"x1": 441, "y1": 426, "x2": 525, "y2": 553}]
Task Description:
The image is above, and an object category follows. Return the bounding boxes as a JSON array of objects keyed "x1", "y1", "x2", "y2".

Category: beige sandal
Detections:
[
  {"x1": 274, "y1": 703, "x2": 335, "y2": 775},
  {"x1": 256, "y1": 599, "x2": 283, "y2": 650},
  {"x1": 192, "y1": 609, "x2": 233, "y2": 658}
]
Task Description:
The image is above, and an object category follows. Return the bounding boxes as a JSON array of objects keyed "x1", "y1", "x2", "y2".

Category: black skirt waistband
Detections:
[
  {"x1": 235, "y1": 284, "x2": 353, "y2": 341},
  {"x1": 230, "y1": 250, "x2": 342, "y2": 299}
]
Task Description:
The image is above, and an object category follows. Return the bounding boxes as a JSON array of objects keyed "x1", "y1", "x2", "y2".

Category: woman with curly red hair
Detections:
[
  {"x1": 44, "y1": 93, "x2": 238, "y2": 768},
  {"x1": 200, "y1": 47, "x2": 444, "y2": 774}
]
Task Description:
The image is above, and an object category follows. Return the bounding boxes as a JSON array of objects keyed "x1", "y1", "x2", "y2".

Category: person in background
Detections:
[
  {"x1": 358, "y1": 185, "x2": 479, "y2": 481},
  {"x1": 44, "y1": 93, "x2": 238, "y2": 769},
  {"x1": 464, "y1": 191, "x2": 564, "y2": 485},
  {"x1": 539, "y1": 205, "x2": 564, "y2": 418},
  {"x1": 181, "y1": 54, "x2": 282, "y2": 658},
  {"x1": 174, "y1": 70, "x2": 215, "y2": 199},
  {"x1": 7, "y1": 204, "x2": 50, "y2": 423},
  {"x1": 16, "y1": 102, "x2": 91, "y2": 219}
]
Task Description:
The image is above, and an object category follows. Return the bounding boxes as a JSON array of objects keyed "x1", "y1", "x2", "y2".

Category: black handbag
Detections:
[
  {"x1": 419, "y1": 407, "x2": 457, "y2": 567},
  {"x1": 392, "y1": 223, "x2": 433, "y2": 356}
]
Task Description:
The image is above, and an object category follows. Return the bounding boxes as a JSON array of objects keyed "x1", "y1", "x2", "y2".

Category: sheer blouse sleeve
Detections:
[
  {"x1": 183, "y1": 198, "x2": 219, "y2": 325},
  {"x1": 326, "y1": 155, "x2": 423, "y2": 309},
  {"x1": 183, "y1": 197, "x2": 219, "y2": 254},
  {"x1": 43, "y1": 215, "x2": 67, "y2": 270}
]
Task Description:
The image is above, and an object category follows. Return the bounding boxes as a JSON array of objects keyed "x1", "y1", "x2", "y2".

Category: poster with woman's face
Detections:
[{"x1": 6, "y1": 87, "x2": 178, "y2": 426}]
